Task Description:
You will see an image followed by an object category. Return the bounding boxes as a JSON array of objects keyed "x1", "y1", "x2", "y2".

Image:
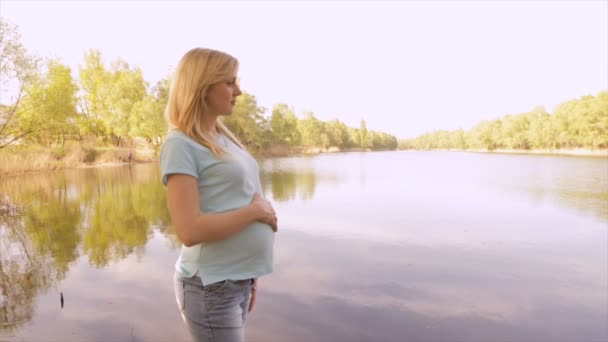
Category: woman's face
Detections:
[{"x1": 205, "y1": 77, "x2": 241, "y2": 116}]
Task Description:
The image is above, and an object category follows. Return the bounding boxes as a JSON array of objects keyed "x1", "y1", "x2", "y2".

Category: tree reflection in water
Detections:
[
  {"x1": 0, "y1": 165, "x2": 174, "y2": 332},
  {"x1": 0, "y1": 162, "x2": 327, "y2": 333},
  {"x1": 0, "y1": 212, "x2": 54, "y2": 332}
]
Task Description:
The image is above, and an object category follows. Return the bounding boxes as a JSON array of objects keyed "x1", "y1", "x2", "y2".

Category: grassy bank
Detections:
[
  {"x1": 0, "y1": 142, "x2": 387, "y2": 177},
  {"x1": 256, "y1": 144, "x2": 380, "y2": 157},
  {"x1": 0, "y1": 142, "x2": 333, "y2": 177},
  {"x1": 422, "y1": 148, "x2": 608, "y2": 157},
  {"x1": 400, "y1": 148, "x2": 608, "y2": 157},
  {"x1": 3, "y1": 144, "x2": 604, "y2": 178},
  {"x1": 474, "y1": 148, "x2": 608, "y2": 157},
  {"x1": 0, "y1": 142, "x2": 157, "y2": 177}
]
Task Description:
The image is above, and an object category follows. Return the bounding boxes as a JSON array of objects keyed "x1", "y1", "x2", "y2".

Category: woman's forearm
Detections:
[
  {"x1": 179, "y1": 205, "x2": 258, "y2": 246},
  {"x1": 167, "y1": 175, "x2": 275, "y2": 247}
]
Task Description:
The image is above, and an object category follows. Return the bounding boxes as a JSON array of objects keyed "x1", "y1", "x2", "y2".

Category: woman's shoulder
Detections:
[
  {"x1": 163, "y1": 130, "x2": 211, "y2": 153},
  {"x1": 164, "y1": 129, "x2": 192, "y2": 144}
]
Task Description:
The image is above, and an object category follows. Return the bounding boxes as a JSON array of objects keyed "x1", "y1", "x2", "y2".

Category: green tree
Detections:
[
  {"x1": 471, "y1": 119, "x2": 502, "y2": 150},
  {"x1": 270, "y1": 103, "x2": 296, "y2": 146},
  {"x1": 449, "y1": 129, "x2": 468, "y2": 150},
  {"x1": 78, "y1": 51, "x2": 147, "y2": 145},
  {"x1": 382, "y1": 132, "x2": 399, "y2": 150},
  {"x1": 129, "y1": 96, "x2": 165, "y2": 146},
  {"x1": 326, "y1": 119, "x2": 349, "y2": 149},
  {"x1": 78, "y1": 49, "x2": 111, "y2": 138},
  {"x1": 0, "y1": 18, "x2": 40, "y2": 148},
  {"x1": 527, "y1": 108, "x2": 556, "y2": 149},
  {"x1": 399, "y1": 91, "x2": 606, "y2": 151},
  {"x1": 359, "y1": 119, "x2": 368, "y2": 149},
  {"x1": 578, "y1": 92, "x2": 608, "y2": 149},
  {"x1": 297, "y1": 112, "x2": 323, "y2": 148},
  {"x1": 20, "y1": 60, "x2": 78, "y2": 144},
  {"x1": 106, "y1": 59, "x2": 147, "y2": 145},
  {"x1": 368, "y1": 131, "x2": 382, "y2": 149},
  {"x1": 129, "y1": 78, "x2": 168, "y2": 147},
  {"x1": 501, "y1": 113, "x2": 530, "y2": 149},
  {"x1": 347, "y1": 127, "x2": 360, "y2": 149},
  {"x1": 222, "y1": 91, "x2": 268, "y2": 151},
  {"x1": 284, "y1": 110, "x2": 301, "y2": 146},
  {"x1": 553, "y1": 99, "x2": 580, "y2": 148},
  {"x1": 5, "y1": 60, "x2": 78, "y2": 146}
]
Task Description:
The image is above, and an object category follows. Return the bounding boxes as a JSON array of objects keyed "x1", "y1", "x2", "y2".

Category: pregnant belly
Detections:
[
  {"x1": 200, "y1": 221, "x2": 275, "y2": 266},
  {"x1": 239, "y1": 221, "x2": 275, "y2": 257}
]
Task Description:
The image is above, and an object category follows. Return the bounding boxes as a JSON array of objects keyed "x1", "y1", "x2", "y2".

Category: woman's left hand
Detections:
[{"x1": 248, "y1": 278, "x2": 258, "y2": 312}]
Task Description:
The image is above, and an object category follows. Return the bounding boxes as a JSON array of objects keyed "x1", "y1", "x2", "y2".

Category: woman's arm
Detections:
[{"x1": 167, "y1": 174, "x2": 277, "y2": 246}]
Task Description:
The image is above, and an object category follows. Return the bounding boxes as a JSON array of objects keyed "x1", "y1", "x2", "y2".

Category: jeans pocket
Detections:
[
  {"x1": 203, "y1": 280, "x2": 232, "y2": 312},
  {"x1": 204, "y1": 280, "x2": 231, "y2": 295},
  {"x1": 206, "y1": 281, "x2": 248, "y2": 328}
]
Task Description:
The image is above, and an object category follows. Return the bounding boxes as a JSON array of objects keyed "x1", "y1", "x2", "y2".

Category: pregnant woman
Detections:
[{"x1": 160, "y1": 47, "x2": 277, "y2": 342}]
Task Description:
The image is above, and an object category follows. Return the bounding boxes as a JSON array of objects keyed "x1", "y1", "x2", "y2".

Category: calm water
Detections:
[{"x1": 0, "y1": 151, "x2": 606, "y2": 342}]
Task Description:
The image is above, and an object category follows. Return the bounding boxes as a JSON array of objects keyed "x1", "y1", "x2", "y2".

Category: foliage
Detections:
[
  {"x1": 399, "y1": 91, "x2": 607, "y2": 151},
  {"x1": 0, "y1": 18, "x2": 398, "y2": 154},
  {"x1": 0, "y1": 18, "x2": 40, "y2": 148}
]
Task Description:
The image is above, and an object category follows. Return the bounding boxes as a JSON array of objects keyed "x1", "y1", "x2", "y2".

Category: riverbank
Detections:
[
  {"x1": 2, "y1": 145, "x2": 606, "y2": 178},
  {"x1": 0, "y1": 143, "x2": 158, "y2": 178},
  {"x1": 446, "y1": 148, "x2": 607, "y2": 157},
  {"x1": 398, "y1": 147, "x2": 608, "y2": 157},
  {"x1": 0, "y1": 145, "x2": 336, "y2": 177},
  {"x1": 476, "y1": 148, "x2": 608, "y2": 157},
  {"x1": 258, "y1": 144, "x2": 377, "y2": 157}
]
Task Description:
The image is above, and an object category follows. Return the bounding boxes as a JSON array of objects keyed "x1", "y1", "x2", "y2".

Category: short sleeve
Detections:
[{"x1": 160, "y1": 136, "x2": 199, "y2": 186}]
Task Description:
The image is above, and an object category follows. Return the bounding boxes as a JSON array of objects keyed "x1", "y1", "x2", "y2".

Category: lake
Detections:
[{"x1": 1, "y1": 151, "x2": 606, "y2": 341}]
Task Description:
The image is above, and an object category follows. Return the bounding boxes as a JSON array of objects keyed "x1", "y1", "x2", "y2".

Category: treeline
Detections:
[
  {"x1": 0, "y1": 19, "x2": 397, "y2": 154},
  {"x1": 399, "y1": 91, "x2": 607, "y2": 151},
  {"x1": 226, "y1": 101, "x2": 398, "y2": 152}
]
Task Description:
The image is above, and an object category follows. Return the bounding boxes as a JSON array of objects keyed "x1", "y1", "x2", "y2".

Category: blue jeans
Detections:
[{"x1": 174, "y1": 272, "x2": 253, "y2": 342}]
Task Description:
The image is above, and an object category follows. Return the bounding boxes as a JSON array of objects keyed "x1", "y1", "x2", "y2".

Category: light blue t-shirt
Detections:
[{"x1": 160, "y1": 130, "x2": 274, "y2": 286}]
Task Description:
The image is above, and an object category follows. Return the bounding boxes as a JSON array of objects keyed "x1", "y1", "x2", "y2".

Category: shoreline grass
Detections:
[
  {"x1": 398, "y1": 148, "x2": 608, "y2": 158},
  {"x1": 1, "y1": 145, "x2": 605, "y2": 178},
  {"x1": 0, "y1": 142, "x2": 157, "y2": 178}
]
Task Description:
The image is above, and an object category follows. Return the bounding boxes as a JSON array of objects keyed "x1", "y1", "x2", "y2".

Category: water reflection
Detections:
[
  {"x1": 0, "y1": 215, "x2": 41, "y2": 333},
  {"x1": 1, "y1": 187, "x2": 81, "y2": 332},
  {"x1": 483, "y1": 154, "x2": 608, "y2": 222},
  {"x1": 250, "y1": 229, "x2": 606, "y2": 342},
  {"x1": 264, "y1": 152, "x2": 607, "y2": 222},
  {"x1": 259, "y1": 156, "x2": 341, "y2": 202},
  {"x1": 261, "y1": 169, "x2": 318, "y2": 201},
  {"x1": 0, "y1": 152, "x2": 606, "y2": 341},
  {"x1": 24, "y1": 191, "x2": 81, "y2": 276},
  {"x1": 0, "y1": 164, "x2": 173, "y2": 332}
]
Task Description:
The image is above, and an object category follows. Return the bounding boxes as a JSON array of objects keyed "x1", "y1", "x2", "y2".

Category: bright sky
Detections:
[{"x1": 1, "y1": 0, "x2": 606, "y2": 138}]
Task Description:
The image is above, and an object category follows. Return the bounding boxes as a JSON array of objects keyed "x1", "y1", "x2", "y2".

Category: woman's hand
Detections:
[
  {"x1": 250, "y1": 193, "x2": 278, "y2": 232},
  {"x1": 248, "y1": 278, "x2": 258, "y2": 313}
]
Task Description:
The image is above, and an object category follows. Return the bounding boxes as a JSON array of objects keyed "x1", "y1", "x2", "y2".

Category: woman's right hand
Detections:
[{"x1": 250, "y1": 193, "x2": 278, "y2": 232}]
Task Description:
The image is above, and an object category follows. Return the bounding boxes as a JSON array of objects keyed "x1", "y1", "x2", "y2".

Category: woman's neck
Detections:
[{"x1": 200, "y1": 116, "x2": 220, "y2": 136}]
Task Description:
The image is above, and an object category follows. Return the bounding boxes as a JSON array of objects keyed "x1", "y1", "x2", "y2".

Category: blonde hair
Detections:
[{"x1": 165, "y1": 48, "x2": 246, "y2": 157}]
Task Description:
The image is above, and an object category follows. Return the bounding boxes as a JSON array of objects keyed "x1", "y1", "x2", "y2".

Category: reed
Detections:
[{"x1": 0, "y1": 143, "x2": 156, "y2": 177}]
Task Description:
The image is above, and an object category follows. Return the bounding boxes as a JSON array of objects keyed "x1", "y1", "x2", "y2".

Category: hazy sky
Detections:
[{"x1": 1, "y1": 0, "x2": 606, "y2": 138}]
